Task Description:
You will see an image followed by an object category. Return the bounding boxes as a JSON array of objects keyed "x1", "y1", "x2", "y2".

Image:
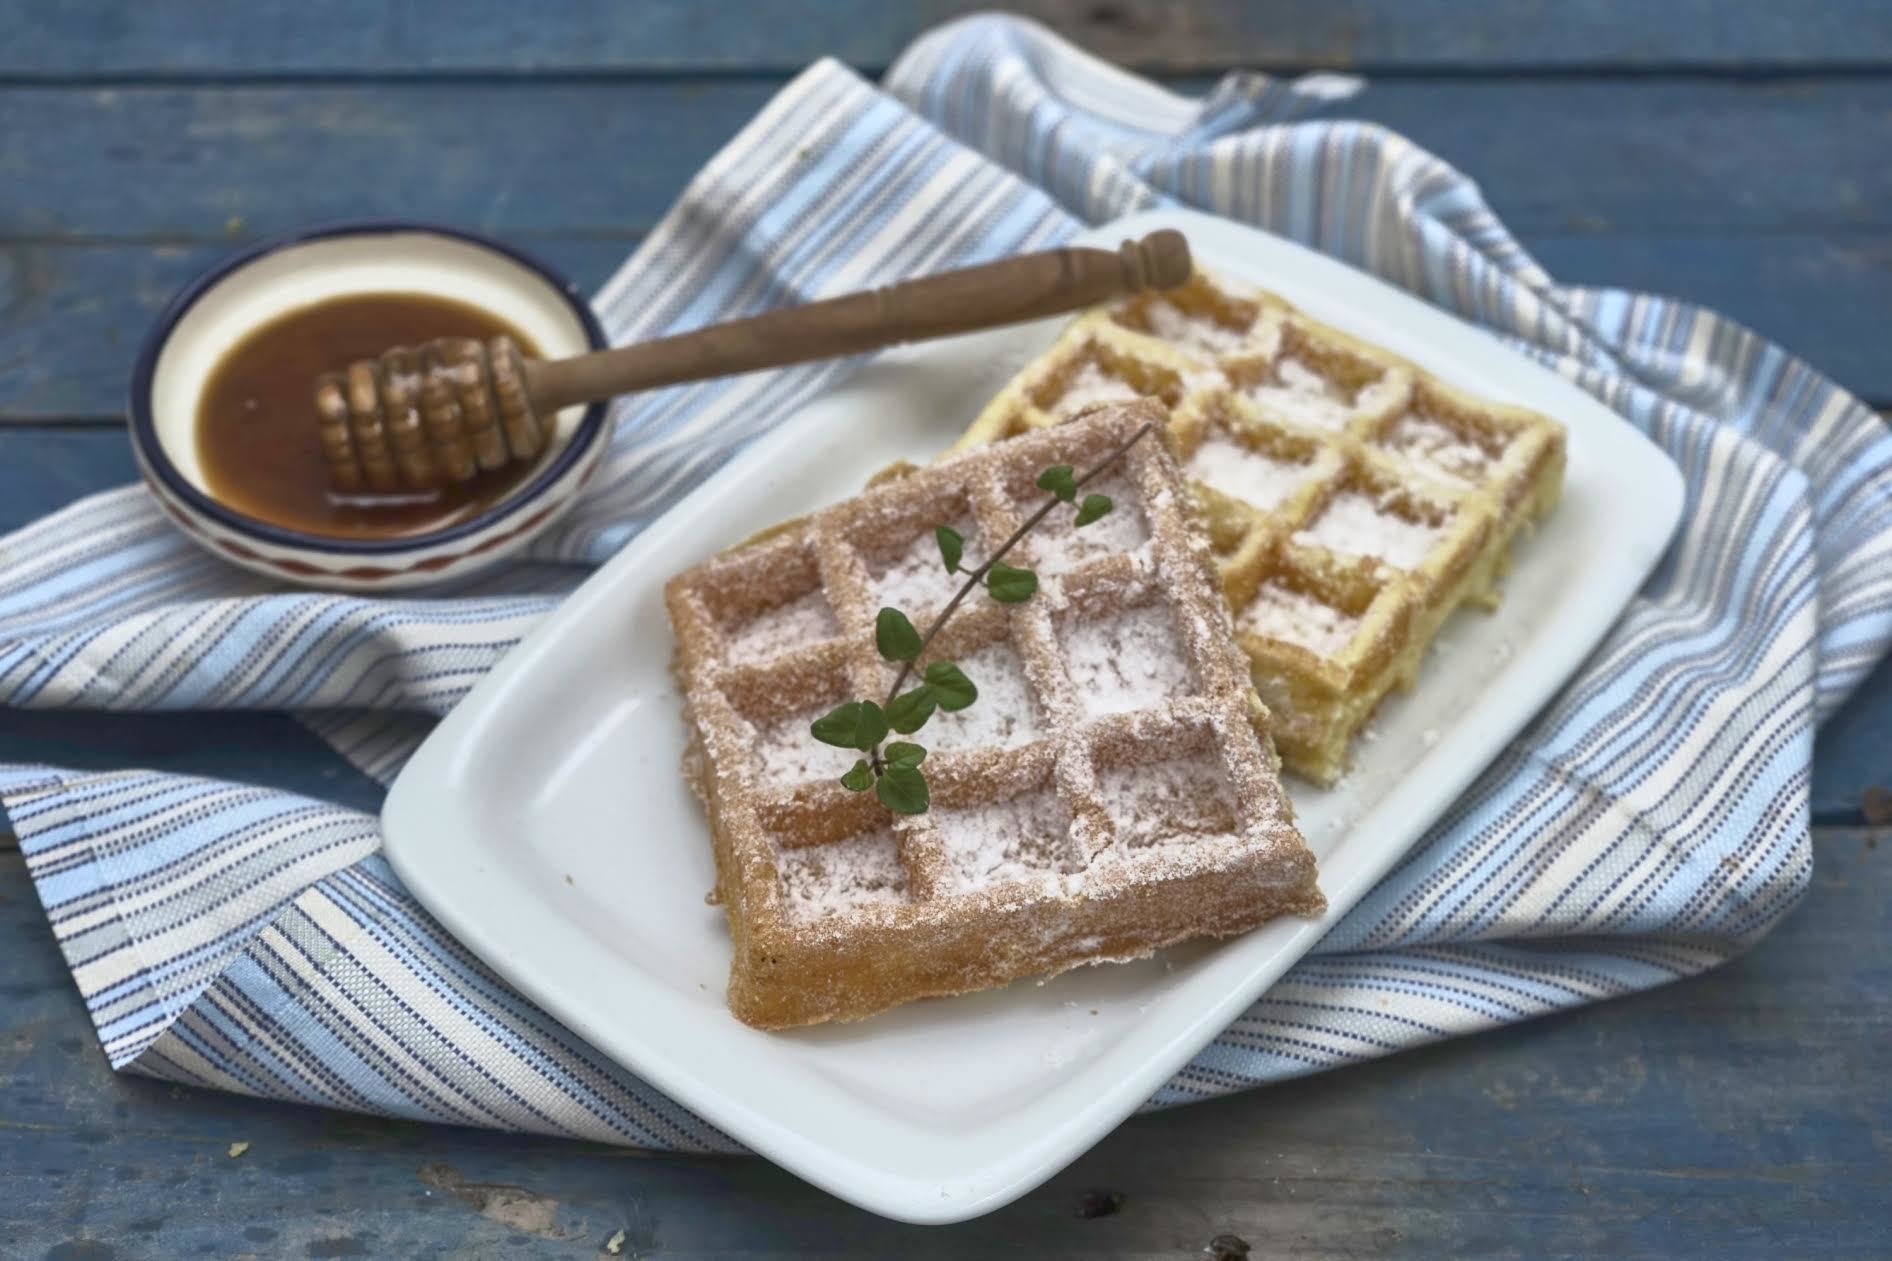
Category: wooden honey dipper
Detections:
[{"x1": 314, "y1": 230, "x2": 1192, "y2": 493}]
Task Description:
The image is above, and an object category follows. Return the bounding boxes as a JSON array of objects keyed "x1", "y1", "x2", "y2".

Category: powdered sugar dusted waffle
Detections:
[
  {"x1": 954, "y1": 273, "x2": 1566, "y2": 784},
  {"x1": 665, "y1": 402, "x2": 1322, "y2": 1030}
]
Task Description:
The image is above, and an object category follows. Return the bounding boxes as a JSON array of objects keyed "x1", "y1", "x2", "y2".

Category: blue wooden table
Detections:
[{"x1": 2, "y1": 4, "x2": 1888, "y2": 1256}]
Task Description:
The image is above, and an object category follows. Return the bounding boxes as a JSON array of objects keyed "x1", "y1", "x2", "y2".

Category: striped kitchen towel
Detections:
[{"x1": 3, "y1": 14, "x2": 1888, "y2": 1146}]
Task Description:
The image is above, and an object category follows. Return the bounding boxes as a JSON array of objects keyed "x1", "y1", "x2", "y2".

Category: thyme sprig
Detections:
[{"x1": 810, "y1": 421, "x2": 1155, "y2": 814}]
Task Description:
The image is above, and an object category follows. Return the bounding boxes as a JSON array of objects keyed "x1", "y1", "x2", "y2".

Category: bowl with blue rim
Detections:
[{"x1": 130, "y1": 221, "x2": 612, "y2": 591}]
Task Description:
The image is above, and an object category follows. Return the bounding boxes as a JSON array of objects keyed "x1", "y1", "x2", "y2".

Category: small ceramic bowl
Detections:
[{"x1": 131, "y1": 221, "x2": 611, "y2": 591}]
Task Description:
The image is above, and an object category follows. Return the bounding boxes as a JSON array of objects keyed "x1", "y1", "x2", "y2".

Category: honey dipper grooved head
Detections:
[
  {"x1": 315, "y1": 334, "x2": 546, "y2": 493},
  {"x1": 1125, "y1": 229, "x2": 1192, "y2": 291}
]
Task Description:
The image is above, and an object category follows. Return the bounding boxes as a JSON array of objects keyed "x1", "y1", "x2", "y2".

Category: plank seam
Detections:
[{"x1": 2, "y1": 65, "x2": 1892, "y2": 88}]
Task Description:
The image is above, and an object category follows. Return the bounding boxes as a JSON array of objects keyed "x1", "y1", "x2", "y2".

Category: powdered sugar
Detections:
[
  {"x1": 1238, "y1": 583, "x2": 1360, "y2": 657},
  {"x1": 1295, "y1": 491, "x2": 1442, "y2": 571},
  {"x1": 931, "y1": 787, "x2": 1072, "y2": 893},
  {"x1": 869, "y1": 518, "x2": 977, "y2": 616},
  {"x1": 1063, "y1": 604, "x2": 1193, "y2": 715},
  {"x1": 1099, "y1": 757, "x2": 1240, "y2": 847},
  {"x1": 1356, "y1": 374, "x2": 1408, "y2": 417},
  {"x1": 1047, "y1": 361, "x2": 1142, "y2": 420},
  {"x1": 1187, "y1": 434, "x2": 1310, "y2": 508},
  {"x1": 749, "y1": 703, "x2": 855, "y2": 789},
  {"x1": 1029, "y1": 475, "x2": 1148, "y2": 573},
  {"x1": 776, "y1": 828, "x2": 908, "y2": 920},
  {"x1": 1244, "y1": 356, "x2": 1353, "y2": 430},
  {"x1": 1387, "y1": 412, "x2": 1496, "y2": 488},
  {"x1": 723, "y1": 590, "x2": 837, "y2": 658},
  {"x1": 1139, "y1": 298, "x2": 1248, "y2": 356},
  {"x1": 918, "y1": 640, "x2": 1041, "y2": 754},
  {"x1": 669, "y1": 406, "x2": 1324, "y2": 1027}
]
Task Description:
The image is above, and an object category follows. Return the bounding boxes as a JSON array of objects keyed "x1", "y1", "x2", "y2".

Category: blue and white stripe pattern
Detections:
[{"x1": 3, "y1": 15, "x2": 1888, "y2": 1146}]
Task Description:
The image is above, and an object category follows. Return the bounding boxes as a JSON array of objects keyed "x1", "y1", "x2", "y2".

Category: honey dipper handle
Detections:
[{"x1": 523, "y1": 230, "x2": 1191, "y2": 414}]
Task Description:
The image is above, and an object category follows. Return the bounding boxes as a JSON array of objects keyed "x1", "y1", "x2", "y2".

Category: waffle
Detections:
[
  {"x1": 953, "y1": 272, "x2": 1566, "y2": 784},
  {"x1": 665, "y1": 402, "x2": 1323, "y2": 1030}
]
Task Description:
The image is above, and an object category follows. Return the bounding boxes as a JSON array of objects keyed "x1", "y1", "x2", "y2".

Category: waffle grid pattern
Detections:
[
  {"x1": 956, "y1": 273, "x2": 1567, "y2": 783},
  {"x1": 665, "y1": 404, "x2": 1321, "y2": 1029}
]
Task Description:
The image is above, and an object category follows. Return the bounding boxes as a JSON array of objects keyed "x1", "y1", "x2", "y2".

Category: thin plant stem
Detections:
[{"x1": 868, "y1": 420, "x2": 1155, "y2": 773}]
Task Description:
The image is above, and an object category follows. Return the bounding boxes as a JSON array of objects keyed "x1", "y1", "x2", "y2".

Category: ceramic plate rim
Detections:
[{"x1": 382, "y1": 207, "x2": 1684, "y2": 1223}]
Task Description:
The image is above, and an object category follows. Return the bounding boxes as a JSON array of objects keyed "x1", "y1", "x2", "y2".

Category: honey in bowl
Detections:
[{"x1": 196, "y1": 292, "x2": 546, "y2": 539}]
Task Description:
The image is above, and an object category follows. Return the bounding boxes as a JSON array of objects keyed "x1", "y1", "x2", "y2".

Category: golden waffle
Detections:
[
  {"x1": 954, "y1": 273, "x2": 1566, "y2": 784},
  {"x1": 665, "y1": 402, "x2": 1323, "y2": 1030}
]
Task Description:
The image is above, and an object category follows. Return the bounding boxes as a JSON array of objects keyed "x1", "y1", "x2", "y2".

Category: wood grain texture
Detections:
[
  {"x1": 2, "y1": 77, "x2": 1889, "y2": 416},
  {"x1": 3, "y1": 0, "x2": 1888, "y2": 74},
  {"x1": 0, "y1": 828, "x2": 1883, "y2": 1258},
  {"x1": 9, "y1": 230, "x2": 1889, "y2": 416},
  {"x1": 1526, "y1": 231, "x2": 1892, "y2": 396},
  {"x1": 1, "y1": 5, "x2": 1888, "y2": 1253},
  {"x1": 0, "y1": 238, "x2": 636, "y2": 419},
  {"x1": 1814, "y1": 660, "x2": 1892, "y2": 824},
  {"x1": 0, "y1": 707, "x2": 388, "y2": 815},
  {"x1": 3, "y1": 78, "x2": 1883, "y2": 239}
]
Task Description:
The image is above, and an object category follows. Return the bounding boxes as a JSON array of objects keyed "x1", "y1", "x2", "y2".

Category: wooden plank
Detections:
[
  {"x1": 0, "y1": 82, "x2": 774, "y2": 241},
  {"x1": 2, "y1": 75, "x2": 1888, "y2": 412},
  {"x1": 1, "y1": 829, "x2": 1884, "y2": 1255},
  {"x1": 1526, "y1": 230, "x2": 1892, "y2": 400},
  {"x1": 1816, "y1": 657, "x2": 1892, "y2": 824},
  {"x1": 1369, "y1": 78, "x2": 1892, "y2": 233},
  {"x1": 0, "y1": 238, "x2": 635, "y2": 418},
  {"x1": 8, "y1": 228, "x2": 1888, "y2": 422},
  {"x1": 2, "y1": 0, "x2": 1888, "y2": 75},
  {"x1": 2, "y1": 78, "x2": 1885, "y2": 241},
  {"x1": 0, "y1": 709, "x2": 387, "y2": 814},
  {"x1": 0, "y1": 428, "x2": 137, "y2": 520}
]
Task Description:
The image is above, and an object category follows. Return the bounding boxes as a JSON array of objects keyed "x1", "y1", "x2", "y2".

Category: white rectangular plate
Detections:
[{"x1": 382, "y1": 208, "x2": 1683, "y2": 1223}]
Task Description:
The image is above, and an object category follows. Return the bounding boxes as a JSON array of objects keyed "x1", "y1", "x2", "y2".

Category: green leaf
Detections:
[
  {"x1": 875, "y1": 607, "x2": 923, "y2": 661},
  {"x1": 810, "y1": 700, "x2": 888, "y2": 751},
  {"x1": 852, "y1": 700, "x2": 889, "y2": 749},
  {"x1": 1036, "y1": 464, "x2": 1078, "y2": 503},
  {"x1": 985, "y1": 562, "x2": 1039, "y2": 604},
  {"x1": 810, "y1": 702, "x2": 863, "y2": 748},
  {"x1": 935, "y1": 525, "x2": 963, "y2": 574},
  {"x1": 840, "y1": 759, "x2": 874, "y2": 792},
  {"x1": 876, "y1": 765, "x2": 931, "y2": 815},
  {"x1": 1074, "y1": 492, "x2": 1114, "y2": 527},
  {"x1": 884, "y1": 741, "x2": 927, "y2": 770},
  {"x1": 886, "y1": 685, "x2": 938, "y2": 734},
  {"x1": 923, "y1": 661, "x2": 977, "y2": 711}
]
